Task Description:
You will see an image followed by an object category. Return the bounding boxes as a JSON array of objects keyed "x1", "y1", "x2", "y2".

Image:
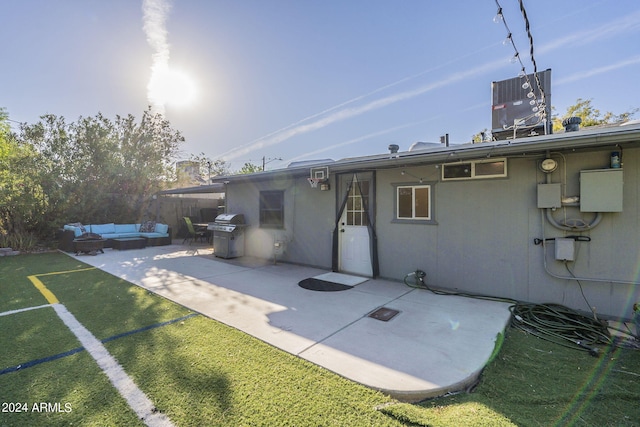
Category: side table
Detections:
[{"x1": 112, "y1": 237, "x2": 147, "y2": 250}]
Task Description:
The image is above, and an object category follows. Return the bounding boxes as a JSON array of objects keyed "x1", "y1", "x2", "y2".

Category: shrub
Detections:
[{"x1": 0, "y1": 231, "x2": 39, "y2": 251}]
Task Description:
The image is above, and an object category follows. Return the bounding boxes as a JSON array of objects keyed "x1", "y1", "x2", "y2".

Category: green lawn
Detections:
[{"x1": 1, "y1": 252, "x2": 639, "y2": 426}]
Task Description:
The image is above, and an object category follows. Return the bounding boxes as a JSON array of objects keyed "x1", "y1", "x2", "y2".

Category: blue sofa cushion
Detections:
[
  {"x1": 64, "y1": 223, "x2": 85, "y2": 237},
  {"x1": 115, "y1": 224, "x2": 138, "y2": 233},
  {"x1": 70, "y1": 222, "x2": 86, "y2": 233},
  {"x1": 139, "y1": 232, "x2": 169, "y2": 238},
  {"x1": 91, "y1": 223, "x2": 116, "y2": 235},
  {"x1": 155, "y1": 223, "x2": 169, "y2": 234}
]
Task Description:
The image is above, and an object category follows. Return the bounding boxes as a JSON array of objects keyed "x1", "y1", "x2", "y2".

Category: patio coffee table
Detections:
[
  {"x1": 73, "y1": 238, "x2": 106, "y2": 256},
  {"x1": 112, "y1": 237, "x2": 147, "y2": 250}
]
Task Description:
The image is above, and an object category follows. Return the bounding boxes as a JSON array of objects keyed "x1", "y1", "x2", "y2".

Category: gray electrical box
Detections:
[
  {"x1": 537, "y1": 183, "x2": 562, "y2": 208},
  {"x1": 555, "y1": 238, "x2": 575, "y2": 261},
  {"x1": 580, "y1": 169, "x2": 623, "y2": 212}
]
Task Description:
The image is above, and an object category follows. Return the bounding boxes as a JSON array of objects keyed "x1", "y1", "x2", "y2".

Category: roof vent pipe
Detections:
[
  {"x1": 388, "y1": 144, "x2": 399, "y2": 154},
  {"x1": 562, "y1": 117, "x2": 582, "y2": 132}
]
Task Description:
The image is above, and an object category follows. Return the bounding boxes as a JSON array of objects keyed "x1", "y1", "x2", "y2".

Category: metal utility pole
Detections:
[{"x1": 262, "y1": 156, "x2": 282, "y2": 171}]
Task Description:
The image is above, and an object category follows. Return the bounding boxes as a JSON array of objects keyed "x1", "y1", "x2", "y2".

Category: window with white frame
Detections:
[
  {"x1": 442, "y1": 158, "x2": 507, "y2": 180},
  {"x1": 397, "y1": 185, "x2": 431, "y2": 220}
]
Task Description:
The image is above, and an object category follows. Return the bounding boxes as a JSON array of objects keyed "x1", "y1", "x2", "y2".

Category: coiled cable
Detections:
[{"x1": 510, "y1": 303, "x2": 613, "y2": 356}]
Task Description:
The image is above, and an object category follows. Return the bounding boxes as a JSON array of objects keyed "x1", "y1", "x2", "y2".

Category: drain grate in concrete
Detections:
[{"x1": 368, "y1": 307, "x2": 400, "y2": 322}]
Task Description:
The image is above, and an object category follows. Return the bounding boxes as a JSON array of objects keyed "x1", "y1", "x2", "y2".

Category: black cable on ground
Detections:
[
  {"x1": 403, "y1": 270, "x2": 517, "y2": 304},
  {"x1": 510, "y1": 303, "x2": 612, "y2": 356},
  {"x1": 403, "y1": 271, "x2": 640, "y2": 355}
]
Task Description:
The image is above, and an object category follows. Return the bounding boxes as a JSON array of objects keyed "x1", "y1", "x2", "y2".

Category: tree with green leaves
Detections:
[
  {"x1": 0, "y1": 108, "x2": 46, "y2": 238},
  {"x1": 552, "y1": 98, "x2": 638, "y2": 132},
  {"x1": 186, "y1": 153, "x2": 231, "y2": 185},
  {"x1": 471, "y1": 129, "x2": 491, "y2": 143},
  {"x1": 16, "y1": 107, "x2": 184, "y2": 235},
  {"x1": 236, "y1": 162, "x2": 262, "y2": 174}
]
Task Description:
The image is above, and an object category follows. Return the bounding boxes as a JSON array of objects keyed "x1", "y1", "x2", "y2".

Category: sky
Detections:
[{"x1": 3, "y1": 0, "x2": 640, "y2": 172}]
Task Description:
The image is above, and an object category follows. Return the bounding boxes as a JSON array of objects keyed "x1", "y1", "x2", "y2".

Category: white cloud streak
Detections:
[
  {"x1": 537, "y1": 10, "x2": 640, "y2": 55},
  {"x1": 220, "y1": 10, "x2": 640, "y2": 162},
  {"x1": 142, "y1": 0, "x2": 172, "y2": 115},
  {"x1": 221, "y1": 59, "x2": 503, "y2": 161},
  {"x1": 285, "y1": 117, "x2": 442, "y2": 163},
  {"x1": 288, "y1": 102, "x2": 486, "y2": 162},
  {"x1": 556, "y1": 55, "x2": 640, "y2": 86}
]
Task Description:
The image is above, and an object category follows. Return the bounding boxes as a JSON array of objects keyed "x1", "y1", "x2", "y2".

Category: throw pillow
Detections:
[
  {"x1": 139, "y1": 220, "x2": 156, "y2": 233},
  {"x1": 68, "y1": 222, "x2": 87, "y2": 234}
]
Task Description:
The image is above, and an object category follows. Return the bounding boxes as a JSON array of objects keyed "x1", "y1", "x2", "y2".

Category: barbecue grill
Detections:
[{"x1": 209, "y1": 213, "x2": 246, "y2": 258}]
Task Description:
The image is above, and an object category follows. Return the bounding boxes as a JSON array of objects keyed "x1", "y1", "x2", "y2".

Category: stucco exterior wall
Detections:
[
  {"x1": 226, "y1": 174, "x2": 334, "y2": 267},
  {"x1": 225, "y1": 145, "x2": 639, "y2": 319},
  {"x1": 376, "y1": 147, "x2": 639, "y2": 319}
]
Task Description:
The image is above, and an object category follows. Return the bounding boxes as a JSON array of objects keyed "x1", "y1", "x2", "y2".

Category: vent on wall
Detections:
[{"x1": 492, "y1": 68, "x2": 552, "y2": 140}]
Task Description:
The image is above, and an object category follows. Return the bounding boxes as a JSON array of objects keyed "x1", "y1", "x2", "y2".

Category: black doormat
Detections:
[{"x1": 298, "y1": 278, "x2": 354, "y2": 292}]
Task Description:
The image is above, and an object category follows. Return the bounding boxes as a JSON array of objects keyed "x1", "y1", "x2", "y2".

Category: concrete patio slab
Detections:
[{"x1": 73, "y1": 244, "x2": 513, "y2": 402}]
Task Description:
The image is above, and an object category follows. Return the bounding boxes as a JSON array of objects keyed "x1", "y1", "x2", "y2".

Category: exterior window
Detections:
[
  {"x1": 442, "y1": 158, "x2": 507, "y2": 180},
  {"x1": 397, "y1": 185, "x2": 431, "y2": 220},
  {"x1": 346, "y1": 180, "x2": 369, "y2": 226},
  {"x1": 475, "y1": 160, "x2": 506, "y2": 176},
  {"x1": 259, "y1": 190, "x2": 284, "y2": 228},
  {"x1": 443, "y1": 163, "x2": 471, "y2": 179}
]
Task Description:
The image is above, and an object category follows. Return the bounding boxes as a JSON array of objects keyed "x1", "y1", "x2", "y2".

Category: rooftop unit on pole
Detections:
[{"x1": 491, "y1": 68, "x2": 552, "y2": 140}]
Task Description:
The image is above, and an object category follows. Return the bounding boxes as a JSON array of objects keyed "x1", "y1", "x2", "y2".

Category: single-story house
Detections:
[{"x1": 211, "y1": 122, "x2": 640, "y2": 320}]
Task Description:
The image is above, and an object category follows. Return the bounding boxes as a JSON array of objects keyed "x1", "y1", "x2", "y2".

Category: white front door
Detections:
[{"x1": 339, "y1": 177, "x2": 372, "y2": 277}]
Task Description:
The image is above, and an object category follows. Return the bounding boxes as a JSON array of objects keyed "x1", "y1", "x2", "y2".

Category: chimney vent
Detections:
[
  {"x1": 562, "y1": 117, "x2": 582, "y2": 132},
  {"x1": 388, "y1": 144, "x2": 399, "y2": 154}
]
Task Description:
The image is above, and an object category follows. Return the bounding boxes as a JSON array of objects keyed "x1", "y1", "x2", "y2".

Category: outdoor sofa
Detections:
[{"x1": 58, "y1": 221, "x2": 172, "y2": 252}]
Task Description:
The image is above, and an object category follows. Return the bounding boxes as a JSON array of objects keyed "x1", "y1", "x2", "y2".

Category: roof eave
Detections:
[{"x1": 210, "y1": 123, "x2": 640, "y2": 183}]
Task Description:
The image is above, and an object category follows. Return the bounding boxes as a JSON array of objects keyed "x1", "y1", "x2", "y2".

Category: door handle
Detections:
[{"x1": 340, "y1": 229, "x2": 345, "y2": 232}]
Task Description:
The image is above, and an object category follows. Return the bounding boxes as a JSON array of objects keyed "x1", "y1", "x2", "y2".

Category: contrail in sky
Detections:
[
  {"x1": 556, "y1": 55, "x2": 640, "y2": 86},
  {"x1": 537, "y1": 10, "x2": 640, "y2": 56},
  {"x1": 220, "y1": 60, "x2": 503, "y2": 161},
  {"x1": 285, "y1": 118, "x2": 442, "y2": 163},
  {"x1": 215, "y1": 43, "x2": 502, "y2": 162},
  {"x1": 220, "y1": 10, "x2": 640, "y2": 162},
  {"x1": 287, "y1": 102, "x2": 485, "y2": 162},
  {"x1": 142, "y1": 0, "x2": 172, "y2": 115}
]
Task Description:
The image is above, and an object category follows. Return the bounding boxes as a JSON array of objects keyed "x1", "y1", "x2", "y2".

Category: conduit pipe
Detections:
[
  {"x1": 540, "y1": 210, "x2": 639, "y2": 286},
  {"x1": 542, "y1": 151, "x2": 603, "y2": 231},
  {"x1": 545, "y1": 209, "x2": 603, "y2": 231}
]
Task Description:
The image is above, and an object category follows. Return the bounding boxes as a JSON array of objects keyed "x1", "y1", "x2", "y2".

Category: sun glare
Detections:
[{"x1": 148, "y1": 65, "x2": 197, "y2": 109}]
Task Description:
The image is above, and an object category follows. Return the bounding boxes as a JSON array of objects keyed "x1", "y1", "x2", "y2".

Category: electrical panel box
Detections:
[
  {"x1": 580, "y1": 169, "x2": 623, "y2": 212},
  {"x1": 555, "y1": 238, "x2": 575, "y2": 261},
  {"x1": 537, "y1": 183, "x2": 561, "y2": 209}
]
